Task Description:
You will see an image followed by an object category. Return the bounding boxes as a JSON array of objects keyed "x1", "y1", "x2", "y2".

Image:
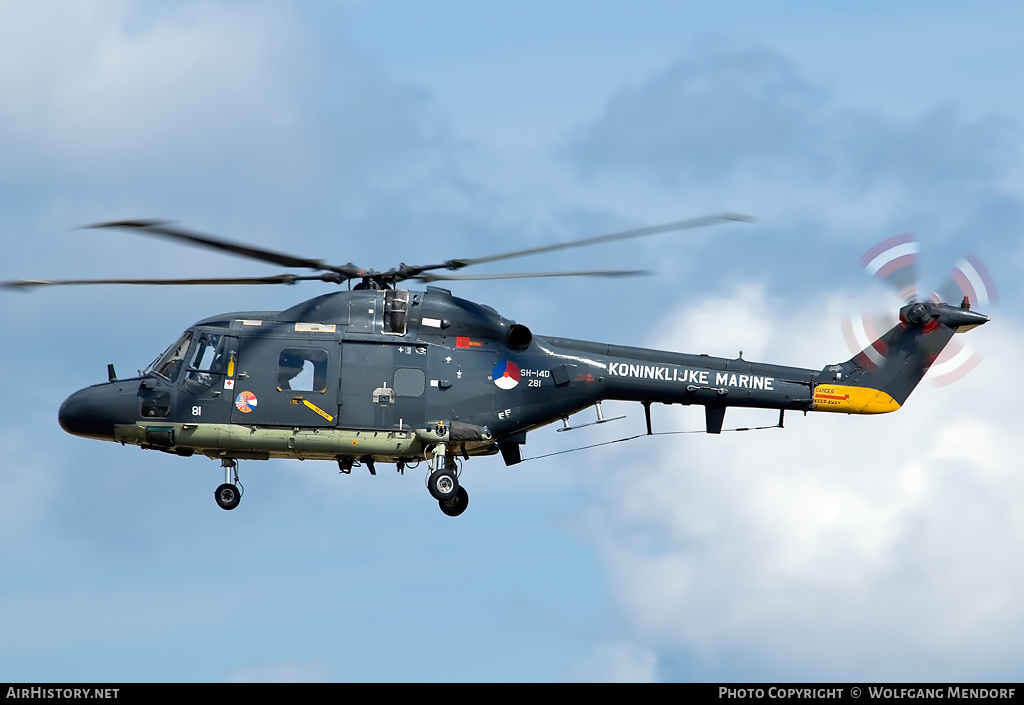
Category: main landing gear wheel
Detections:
[
  {"x1": 215, "y1": 483, "x2": 241, "y2": 511},
  {"x1": 427, "y1": 468, "x2": 458, "y2": 501},
  {"x1": 439, "y1": 486, "x2": 469, "y2": 517}
]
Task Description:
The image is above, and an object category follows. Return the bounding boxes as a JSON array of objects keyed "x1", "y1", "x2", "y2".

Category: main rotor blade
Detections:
[
  {"x1": 415, "y1": 269, "x2": 650, "y2": 282},
  {"x1": 445, "y1": 213, "x2": 754, "y2": 270},
  {"x1": 87, "y1": 220, "x2": 364, "y2": 278},
  {"x1": 1, "y1": 273, "x2": 344, "y2": 290}
]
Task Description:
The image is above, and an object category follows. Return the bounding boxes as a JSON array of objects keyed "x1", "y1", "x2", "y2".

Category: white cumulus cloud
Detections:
[{"x1": 575, "y1": 286, "x2": 1020, "y2": 680}]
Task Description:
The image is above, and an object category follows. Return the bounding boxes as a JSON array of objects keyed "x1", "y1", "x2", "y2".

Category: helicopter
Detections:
[{"x1": 2, "y1": 215, "x2": 990, "y2": 516}]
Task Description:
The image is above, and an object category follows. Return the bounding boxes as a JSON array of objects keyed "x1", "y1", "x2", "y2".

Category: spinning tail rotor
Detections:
[{"x1": 843, "y1": 233, "x2": 996, "y2": 386}]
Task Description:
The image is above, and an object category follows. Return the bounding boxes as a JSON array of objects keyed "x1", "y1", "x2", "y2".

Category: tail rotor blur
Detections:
[
  {"x1": 844, "y1": 233, "x2": 996, "y2": 386},
  {"x1": 859, "y1": 232, "x2": 920, "y2": 302}
]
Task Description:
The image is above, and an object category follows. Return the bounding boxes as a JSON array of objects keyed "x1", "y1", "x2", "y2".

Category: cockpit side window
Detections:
[
  {"x1": 184, "y1": 332, "x2": 229, "y2": 392},
  {"x1": 191, "y1": 336, "x2": 217, "y2": 371},
  {"x1": 278, "y1": 348, "x2": 329, "y2": 392}
]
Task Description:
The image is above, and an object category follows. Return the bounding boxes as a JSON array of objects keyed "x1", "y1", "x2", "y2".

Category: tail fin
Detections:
[{"x1": 814, "y1": 300, "x2": 989, "y2": 414}]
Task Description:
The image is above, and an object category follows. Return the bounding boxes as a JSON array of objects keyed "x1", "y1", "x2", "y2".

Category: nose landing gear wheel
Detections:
[
  {"x1": 427, "y1": 468, "x2": 458, "y2": 501},
  {"x1": 215, "y1": 483, "x2": 241, "y2": 510},
  {"x1": 438, "y1": 486, "x2": 469, "y2": 517}
]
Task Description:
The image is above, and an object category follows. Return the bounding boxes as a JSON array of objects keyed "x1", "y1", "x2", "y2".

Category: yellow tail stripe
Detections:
[{"x1": 812, "y1": 385, "x2": 901, "y2": 414}]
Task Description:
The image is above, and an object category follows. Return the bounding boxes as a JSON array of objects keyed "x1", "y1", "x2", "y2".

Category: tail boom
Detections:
[{"x1": 539, "y1": 300, "x2": 986, "y2": 431}]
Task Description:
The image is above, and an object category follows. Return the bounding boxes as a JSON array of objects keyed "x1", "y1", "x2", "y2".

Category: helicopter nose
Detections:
[{"x1": 58, "y1": 383, "x2": 137, "y2": 441}]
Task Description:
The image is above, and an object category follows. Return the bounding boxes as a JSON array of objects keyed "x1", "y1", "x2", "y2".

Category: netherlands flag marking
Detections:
[{"x1": 492, "y1": 361, "x2": 521, "y2": 390}]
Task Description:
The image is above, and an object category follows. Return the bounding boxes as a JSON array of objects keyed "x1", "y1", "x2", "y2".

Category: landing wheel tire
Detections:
[
  {"x1": 439, "y1": 486, "x2": 469, "y2": 517},
  {"x1": 215, "y1": 483, "x2": 241, "y2": 511},
  {"x1": 427, "y1": 469, "x2": 458, "y2": 501}
]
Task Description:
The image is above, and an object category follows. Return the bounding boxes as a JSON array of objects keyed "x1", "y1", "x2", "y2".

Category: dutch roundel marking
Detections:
[
  {"x1": 235, "y1": 391, "x2": 258, "y2": 413},
  {"x1": 492, "y1": 361, "x2": 521, "y2": 390}
]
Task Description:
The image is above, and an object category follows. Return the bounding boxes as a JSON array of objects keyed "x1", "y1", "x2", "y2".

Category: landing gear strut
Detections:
[
  {"x1": 426, "y1": 443, "x2": 470, "y2": 516},
  {"x1": 214, "y1": 458, "x2": 242, "y2": 511}
]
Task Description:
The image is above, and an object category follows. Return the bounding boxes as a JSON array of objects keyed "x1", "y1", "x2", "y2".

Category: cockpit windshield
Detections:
[{"x1": 146, "y1": 331, "x2": 193, "y2": 381}]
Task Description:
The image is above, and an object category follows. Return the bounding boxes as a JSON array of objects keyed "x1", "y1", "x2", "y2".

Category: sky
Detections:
[{"x1": 1, "y1": 0, "x2": 1022, "y2": 683}]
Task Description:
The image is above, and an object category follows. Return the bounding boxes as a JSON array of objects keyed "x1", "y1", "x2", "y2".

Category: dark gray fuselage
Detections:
[{"x1": 58, "y1": 286, "x2": 841, "y2": 463}]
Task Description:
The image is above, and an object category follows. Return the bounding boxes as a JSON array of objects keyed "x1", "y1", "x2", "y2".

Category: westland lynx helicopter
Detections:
[{"x1": 3, "y1": 216, "x2": 989, "y2": 516}]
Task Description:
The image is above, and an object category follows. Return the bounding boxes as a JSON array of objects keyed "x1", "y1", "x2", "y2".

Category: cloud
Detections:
[
  {"x1": 562, "y1": 642, "x2": 659, "y2": 683},
  {"x1": 565, "y1": 43, "x2": 824, "y2": 183},
  {"x1": 0, "y1": 0, "x2": 463, "y2": 225},
  {"x1": 0, "y1": 1, "x2": 487, "y2": 326},
  {"x1": 573, "y1": 286, "x2": 1020, "y2": 680},
  {"x1": 0, "y1": 3, "x2": 297, "y2": 173},
  {"x1": 2, "y1": 13, "x2": 1020, "y2": 682},
  {"x1": 564, "y1": 40, "x2": 1017, "y2": 209}
]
